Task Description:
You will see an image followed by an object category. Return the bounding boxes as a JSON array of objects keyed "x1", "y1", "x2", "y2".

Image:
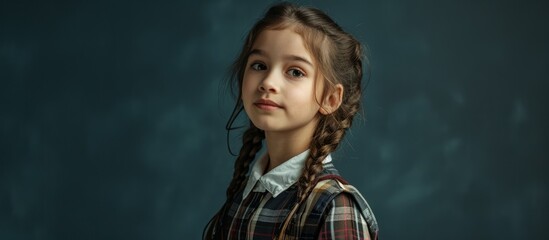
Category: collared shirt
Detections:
[{"x1": 242, "y1": 149, "x2": 332, "y2": 199}]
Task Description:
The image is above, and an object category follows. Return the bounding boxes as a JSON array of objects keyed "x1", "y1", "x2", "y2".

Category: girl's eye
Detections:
[
  {"x1": 287, "y1": 69, "x2": 305, "y2": 78},
  {"x1": 250, "y1": 62, "x2": 267, "y2": 71}
]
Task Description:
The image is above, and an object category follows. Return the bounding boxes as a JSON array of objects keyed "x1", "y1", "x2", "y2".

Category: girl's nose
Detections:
[{"x1": 258, "y1": 71, "x2": 279, "y2": 93}]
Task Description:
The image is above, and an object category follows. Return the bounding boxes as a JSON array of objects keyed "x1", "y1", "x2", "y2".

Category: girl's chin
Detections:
[
  {"x1": 250, "y1": 120, "x2": 283, "y2": 132},
  {"x1": 251, "y1": 123, "x2": 276, "y2": 132}
]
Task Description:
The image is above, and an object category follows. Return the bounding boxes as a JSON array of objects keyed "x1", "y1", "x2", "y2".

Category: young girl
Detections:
[{"x1": 204, "y1": 2, "x2": 378, "y2": 239}]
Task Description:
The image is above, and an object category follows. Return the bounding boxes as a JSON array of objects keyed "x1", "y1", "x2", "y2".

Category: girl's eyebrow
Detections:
[{"x1": 249, "y1": 49, "x2": 313, "y2": 67}]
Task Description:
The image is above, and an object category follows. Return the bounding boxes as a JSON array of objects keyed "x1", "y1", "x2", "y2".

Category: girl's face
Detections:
[{"x1": 241, "y1": 28, "x2": 323, "y2": 135}]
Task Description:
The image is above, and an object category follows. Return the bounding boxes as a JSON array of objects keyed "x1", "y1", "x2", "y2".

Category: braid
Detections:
[
  {"x1": 226, "y1": 124, "x2": 264, "y2": 202},
  {"x1": 296, "y1": 117, "x2": 339, "y2": 202},
  {"x1": 296, "y1": 32, "x2": 364, "y2": 205},
  {"x1": 204, "y1": 124, "x2": 263, "y2": 239}
]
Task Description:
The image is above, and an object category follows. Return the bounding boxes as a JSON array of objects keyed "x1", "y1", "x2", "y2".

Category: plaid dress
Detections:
[{"x1": 204, "y1": 161, "x2": 379, "y2": 240}]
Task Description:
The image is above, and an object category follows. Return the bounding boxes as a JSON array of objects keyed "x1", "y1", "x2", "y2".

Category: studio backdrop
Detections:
[{"x1": 1, "y1": 0, "x2": 547, "y2": 239}]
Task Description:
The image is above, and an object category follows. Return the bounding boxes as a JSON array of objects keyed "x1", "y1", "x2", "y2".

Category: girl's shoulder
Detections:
[{"x1": 304, "y1": 163, "x2": 379, "y2": 239}]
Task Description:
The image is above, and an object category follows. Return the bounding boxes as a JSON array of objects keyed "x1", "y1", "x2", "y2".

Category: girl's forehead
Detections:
[{"x1": 251, "y1": 28, "x2": 315, "y2": 65}]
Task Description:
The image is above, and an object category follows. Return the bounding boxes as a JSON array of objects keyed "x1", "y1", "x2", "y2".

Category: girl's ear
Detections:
[{"x1": 319, "y1": 84, "x2": 343, "y2": 115}]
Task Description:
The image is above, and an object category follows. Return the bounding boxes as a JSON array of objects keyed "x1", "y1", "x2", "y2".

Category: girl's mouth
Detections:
[{"x1": 254, "y1": 99, "x2": 282, "y2": 110}]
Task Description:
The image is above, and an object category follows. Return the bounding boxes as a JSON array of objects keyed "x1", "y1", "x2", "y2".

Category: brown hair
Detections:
[{"x1": 207, "y1": 2, "x2": 365, "y2": 237}]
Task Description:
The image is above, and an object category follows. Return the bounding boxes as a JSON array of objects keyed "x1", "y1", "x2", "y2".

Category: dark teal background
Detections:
[{"x1": 1, "y1": 0, "x2": 548, "y2": 239}]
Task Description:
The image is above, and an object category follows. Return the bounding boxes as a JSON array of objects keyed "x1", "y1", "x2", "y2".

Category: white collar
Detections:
[{"x1": 242, "y1": 149, "x2": 332, "y2": 199}]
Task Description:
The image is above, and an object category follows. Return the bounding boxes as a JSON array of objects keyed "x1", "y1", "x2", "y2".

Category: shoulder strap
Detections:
[
  {"x1": 315, "y1": 174, "x2": 349, "y2": 185},
  {"x1": 337, "y1": 182, "x2": 379, "y2": 240},
  {"x1": 304, "y1": 176, "x2": 379, "y2": 240}
]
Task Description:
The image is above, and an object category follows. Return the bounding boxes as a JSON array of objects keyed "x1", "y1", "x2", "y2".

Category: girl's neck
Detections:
[{"x1": 263, "y1": 120, "x2": 318, "y2": 172}]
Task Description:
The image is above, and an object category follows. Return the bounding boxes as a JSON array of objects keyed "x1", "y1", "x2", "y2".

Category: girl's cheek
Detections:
[
  {"x1": 242, "y1": 79, "x2": 256, "y2": 99},
  {"x1": 289, "y1": 88, "x2": 311, "y2": 104}
]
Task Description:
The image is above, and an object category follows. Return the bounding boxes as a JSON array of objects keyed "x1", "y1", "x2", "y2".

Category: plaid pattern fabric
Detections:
[
  {"x1": 318, "y1": 192, "x2": 371, "y2": 239},
  {"x1": 204, "y1": 163, "x2": 378, "y2": 240},
  {"x1": 299, "y1": 176, "x2": 379, "y2": 240}
]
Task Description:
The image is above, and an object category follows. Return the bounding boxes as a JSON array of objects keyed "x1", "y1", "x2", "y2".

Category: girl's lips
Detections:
[{"x1": 254, "y1": 99, "x2": 281, "y2": 110}]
